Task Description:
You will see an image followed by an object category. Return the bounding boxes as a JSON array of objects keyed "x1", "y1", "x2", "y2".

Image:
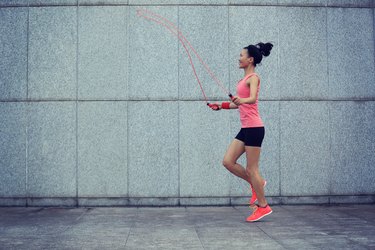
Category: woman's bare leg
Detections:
[
  {"x1": 245, "y1": 146, "x2": 267, "y2": 207},
  {"x1": 222, "y1": 139, "x2": 251, "y2": 183}
]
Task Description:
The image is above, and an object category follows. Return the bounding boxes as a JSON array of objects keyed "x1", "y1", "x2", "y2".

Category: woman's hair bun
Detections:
[
  {"x1": 256, "y1": 42, "x2": 273, "y2": 57},
  {"x1": 244, "y1": 42, "x2": 273, "y2": 66}
]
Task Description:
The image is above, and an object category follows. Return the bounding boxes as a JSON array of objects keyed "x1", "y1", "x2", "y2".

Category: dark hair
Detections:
[{"x1": 244, "y1": 42, "x2": 273, "y2": 66}]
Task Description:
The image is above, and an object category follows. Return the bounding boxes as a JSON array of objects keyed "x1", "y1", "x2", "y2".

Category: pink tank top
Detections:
[{"x1": 236, "y1": 73, "x2": 264, "y2": 128}]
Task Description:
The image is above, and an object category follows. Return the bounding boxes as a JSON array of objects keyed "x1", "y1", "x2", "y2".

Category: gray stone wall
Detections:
[{"x1": 0, "y1": 0, "x2": 374, "y2": 206}]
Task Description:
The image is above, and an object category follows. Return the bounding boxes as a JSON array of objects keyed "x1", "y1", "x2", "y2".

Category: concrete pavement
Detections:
[{"x1": 0, "y1": 205, "x2": 374, "y2": 249}]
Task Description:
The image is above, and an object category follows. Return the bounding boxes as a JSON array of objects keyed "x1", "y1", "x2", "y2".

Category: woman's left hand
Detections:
[{"x1": 232, "y1": 96, "x2": 243, "y2": 106}]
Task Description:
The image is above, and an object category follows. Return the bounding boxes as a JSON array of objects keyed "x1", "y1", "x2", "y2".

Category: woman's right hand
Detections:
[{"x1": 209, "y1": 103, "x2": 221, "y2": 111}]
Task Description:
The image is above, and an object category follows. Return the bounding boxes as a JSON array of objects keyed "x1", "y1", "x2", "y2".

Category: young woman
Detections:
[{"x1": 211, "y1": 42, "x2": 273, "y2": 222}]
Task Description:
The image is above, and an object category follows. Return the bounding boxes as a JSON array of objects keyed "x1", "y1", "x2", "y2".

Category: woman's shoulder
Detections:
[
  {"x1": 244, "y1": 73, "x2": 259, "y2": 80},
  {"x1": 244, "y1": 73, "x2": 260, "y2": 84}
]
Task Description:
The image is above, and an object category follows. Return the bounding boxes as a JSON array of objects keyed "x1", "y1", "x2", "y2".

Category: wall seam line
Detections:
[
  {"x1": 25, "y1": 0, "x2": 30, "y2": 207},
  {"x1": 126, "y1": 5, "x2": 130, "y2": 199},
  {"x1": 75, "y1": 0, "x2": 79, "y2": 207},
  {"x1": 177, "y1": 5, "x2": 181, "y2": 204},
  {"x1": 326, "y1": 4, "x2": 332, "y2": 199},
  {"x1": 373, "y1": 7, "x2": 375, "y2": 103},
  {"x1": 3, "y1": 99, "x2": 375, "y2": 103},
  {"x1": 277, "y1": 3, "x2": 281, "y2": 199},
  {"x1": 227, "y1": 2, "x2": 231, "y2": 200},
  {"x1": 1, "y1": 3, "x2": 374, "y2": 8}
]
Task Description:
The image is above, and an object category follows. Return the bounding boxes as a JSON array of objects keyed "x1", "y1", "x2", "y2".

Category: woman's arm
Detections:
[
  {"x1": 210, "y1": 75, "x2": 258, "y2": 110},
  {"x1": 209, "y1": 101, "x2": 238, "y2": 110},
  {"x1": 232, "y1": 77, "x2": 258, "y2": 105},
  {"x1": 229, "y1": 102, "x2": 239, "y2": 109}
]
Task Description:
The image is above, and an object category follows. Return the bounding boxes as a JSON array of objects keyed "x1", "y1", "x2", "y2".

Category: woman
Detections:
[{"x1": 211, "y1": 42, "x2": 273, "y2": 222}]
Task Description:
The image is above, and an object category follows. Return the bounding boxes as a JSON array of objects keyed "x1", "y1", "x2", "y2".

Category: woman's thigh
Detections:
[
  {"x1": 223, "y1": 139, "x2": 246, "y2": 164},
  {"x1": 245, "y1": 146, "x2": 261, "y2": 169}
]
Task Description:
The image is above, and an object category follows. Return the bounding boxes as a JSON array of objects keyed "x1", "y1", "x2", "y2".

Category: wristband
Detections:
[{"x1": 221, "y1": 102, "x2": 230, "y2": 109}]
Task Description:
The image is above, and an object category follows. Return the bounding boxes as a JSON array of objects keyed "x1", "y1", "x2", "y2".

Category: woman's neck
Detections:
[{"x1": 244, "y1": 65, "x2": 255, "y2": 76}]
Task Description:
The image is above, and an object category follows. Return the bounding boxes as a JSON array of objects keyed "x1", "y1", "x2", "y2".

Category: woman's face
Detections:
[{"x1": 239, "y1": 49, "x2": 253, "y2": 68}]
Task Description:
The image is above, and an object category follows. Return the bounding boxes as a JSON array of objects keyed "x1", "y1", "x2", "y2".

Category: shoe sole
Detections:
[
  {"x1": 249, "y1": 180, "x2": 267, "y2": 205},
  {"x1": 246, "y1": 210, "x2": 273, "y2": 222}
]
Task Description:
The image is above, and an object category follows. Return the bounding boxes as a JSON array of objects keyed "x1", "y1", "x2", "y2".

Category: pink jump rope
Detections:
[{"x1": 136, "y1": 9, "x2": 234, "y2": 110}]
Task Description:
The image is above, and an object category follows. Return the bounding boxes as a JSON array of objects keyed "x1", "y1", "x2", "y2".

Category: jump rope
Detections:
[{"x1": 136, "y1": 9, "x2": 234, "y2": 110}]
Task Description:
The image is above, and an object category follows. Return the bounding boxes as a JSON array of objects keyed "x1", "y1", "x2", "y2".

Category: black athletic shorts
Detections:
[{"x1": 235, "y1": 127, "x2": 265, "y2": 147}]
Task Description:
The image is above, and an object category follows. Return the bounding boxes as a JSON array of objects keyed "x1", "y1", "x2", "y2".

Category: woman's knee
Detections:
[
  {"x1": 246, "y1": 164, "x2": 259, "y2": 176},
  {"x1": 222, "y1": 158, "x2": 234, "y2": 169}
]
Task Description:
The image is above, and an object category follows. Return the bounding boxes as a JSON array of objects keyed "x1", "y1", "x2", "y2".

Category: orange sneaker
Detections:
[
  {"x1": 249, "y1": 180, "x2": 267, "y2": 205},
  {"x1": 246, "y1": 205, "x2": 272, "y2": 222}
]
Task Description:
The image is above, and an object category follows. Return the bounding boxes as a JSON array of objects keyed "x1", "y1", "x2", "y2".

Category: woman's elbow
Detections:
[{"x1": 246, "y1": 99, "x2": 256, "y2": 104}]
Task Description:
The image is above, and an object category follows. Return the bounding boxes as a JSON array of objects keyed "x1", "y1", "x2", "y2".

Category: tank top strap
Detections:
[{"x1": 243, "y1": 73, "x2": 260, "y2": 84}]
